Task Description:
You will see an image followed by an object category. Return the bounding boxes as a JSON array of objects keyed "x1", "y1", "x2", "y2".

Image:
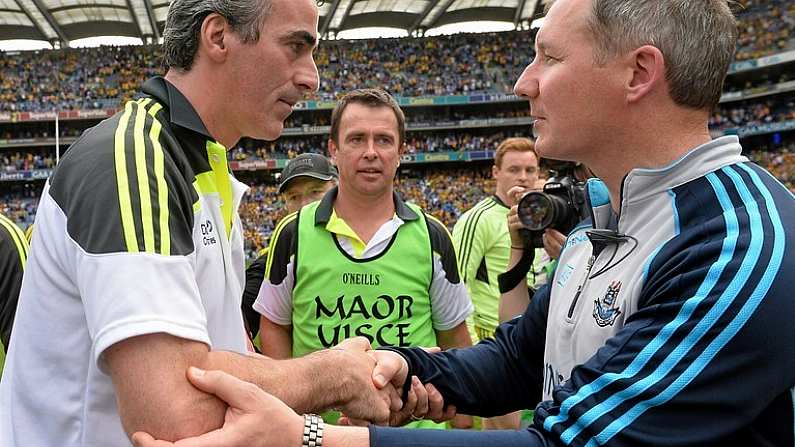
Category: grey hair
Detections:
[
  {"x1": 162, "y1": 0, "x2": 273, "y2": 71},
  {"x1": 586, "y1": 0, "x2": 738, "y2": 110}
]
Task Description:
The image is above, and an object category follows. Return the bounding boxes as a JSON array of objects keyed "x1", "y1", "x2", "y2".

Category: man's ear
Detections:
[
  {"x1": 397, "y1": 143, "x2": 405, "y2": 167},
  {"x1": 199, "y1": 13, "x2": 231, "y2": 64},
  {"x1": 626, "y1": 45, "x2": 665, "y2": 104},
  {"x1": 327, "y1": 138, "x2": 338, "y2": 164}
]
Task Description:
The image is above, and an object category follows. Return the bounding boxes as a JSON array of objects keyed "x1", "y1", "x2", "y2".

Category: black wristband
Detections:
[{"x1": 498, "y1": 247, "x2": 535, "y2": 293}]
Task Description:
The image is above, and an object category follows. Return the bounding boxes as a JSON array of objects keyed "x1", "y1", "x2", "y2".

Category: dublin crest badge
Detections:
[{"x1": 593, "y1": 281, "x2": 622, "y2": 327}]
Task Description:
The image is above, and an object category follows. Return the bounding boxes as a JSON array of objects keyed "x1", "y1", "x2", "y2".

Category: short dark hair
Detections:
[
  {"x1": 543, "y1": 0, "x2": 737, "y2": 110},
  {"x1": 330, "y1": 88, "x2": 406, "y2": 147},
  {"x1": 162, "y1": 0, "x2": 272, "y2": 71},
  {"x1": 586, "y1": 0, "x2": 737, "y2": 110}
]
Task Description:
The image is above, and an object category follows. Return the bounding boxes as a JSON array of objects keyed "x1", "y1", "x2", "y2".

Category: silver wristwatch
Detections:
[{"x1": 302, "y1": 413, "x2": 324, "y2": 447}]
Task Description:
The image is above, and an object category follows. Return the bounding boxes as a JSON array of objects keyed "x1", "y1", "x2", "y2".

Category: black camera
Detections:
[{"x1": 516, "y1": 176, "x2": 588, "y2": 247}]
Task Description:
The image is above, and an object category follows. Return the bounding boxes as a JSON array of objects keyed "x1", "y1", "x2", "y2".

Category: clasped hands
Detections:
[
  {"x1": 131, "y1": 337, "x2": 455, "y2": 447},
  {"x1": 336, "y1": 339, "x2": 456, "y2": 427}
]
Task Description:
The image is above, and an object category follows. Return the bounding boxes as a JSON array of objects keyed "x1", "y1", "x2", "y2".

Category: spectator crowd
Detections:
[
  {"x1": 5, "y1": 148, "x2": 795, "y2": 263},
  {"x1": 0, "y1": 0, "x2": 793, "y2": 112},
  {"x1": 1, "y1": 151, "x2": 57, "y2": 172},
  {"x1": 710, "y1": 95, "x2": 795, "y2": 130}
]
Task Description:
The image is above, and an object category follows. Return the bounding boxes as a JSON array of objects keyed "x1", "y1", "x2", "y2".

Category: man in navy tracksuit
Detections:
[{"x1": 132, "y1": 0, "x2": 795, "y2": 446}]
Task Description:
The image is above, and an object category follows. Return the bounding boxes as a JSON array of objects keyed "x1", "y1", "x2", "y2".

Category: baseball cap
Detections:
[{"x1": 278, "y1": 153, "x2": 338, "y2": 193}]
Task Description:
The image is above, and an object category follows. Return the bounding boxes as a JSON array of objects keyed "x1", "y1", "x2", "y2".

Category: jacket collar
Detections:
[{"x1": 141, "y1": 76, "x2": 213, "y2": 139}]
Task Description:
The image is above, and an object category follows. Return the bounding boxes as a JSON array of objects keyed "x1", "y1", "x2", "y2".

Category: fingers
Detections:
[
  {"x1": 410, "y1": 377, "x2": 429, "y2": 418},
  {"x1": 371, "y1": 350, "x2": 408, "y2": 389},
  {"x1": 387, "y1": 382, "x2": 403, "y2": 413},
  {"x1": 423, "y1": 383, "x2": 456, "y2": 423},
  {"x1": 543, "y1": 229, "x2": 565, "y2": 259},
  {"x1": 507, "y1": 206, "x2": 523, "y2": 229},
  {"x1": 424, "y1": 383, "x2": 442, "y2": 421},
  {"x1": 388, "y1": 375, "x2": 424, "y2": 426},
  {"x1": 393, "y1": 378, "x2": 419, "y2": 425},
  {"x1": 131, "y1": 432, "x2": 174, "y2": 447},
  {"x1": 335, "y1": 336, "x2": 373, "y2": 352},
  {"x1": 420, "y1": 346, "x2": 441, "y2": 354},
  {"x1": 507, "y1": 186, "x2": 528, "y2": 206},
  {"x1": 547, "y1": 228, "x2": 566, "y2": 243},
  {"x1": 185, "y1": 367, "x2": 264, "y2": 413}
]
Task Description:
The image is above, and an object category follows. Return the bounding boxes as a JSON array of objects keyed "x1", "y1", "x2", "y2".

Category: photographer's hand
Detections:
[
  {"x1": 507, "y1": 205, "x2": 526, "y2": 249},
  {"x1": 506, "y1": 185, "x2": 530, "y2": 207},
  {"x1": 543, "y1": 229, "x2": 566, "y2": 260}
]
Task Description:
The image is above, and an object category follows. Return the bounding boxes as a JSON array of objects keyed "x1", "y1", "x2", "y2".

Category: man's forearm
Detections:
[
  {"x1": 436, "y1": 322, "x2": 473, "y2": 350},
  {"x1": 204, "y1": 349, "x2": 349, "y2": 414},
  {"x1": 259, "y1": 318, "x2": 293, "y2": 359},
  {"x1": 325, "y1": 425, "x2": 370, "y2": 447}
]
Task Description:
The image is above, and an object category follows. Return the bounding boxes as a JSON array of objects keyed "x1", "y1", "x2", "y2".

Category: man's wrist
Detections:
[
  {"x1": 297, "y1": 349, "x2": 351, "y2": 412},
  {"x1": 315, "y1": 348, "x2": 362, "y2": 410}
]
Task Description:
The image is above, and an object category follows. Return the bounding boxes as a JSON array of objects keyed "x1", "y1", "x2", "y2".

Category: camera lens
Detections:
[{"x1": 517, "y1": 192, "x2": 556, "y2": 231}]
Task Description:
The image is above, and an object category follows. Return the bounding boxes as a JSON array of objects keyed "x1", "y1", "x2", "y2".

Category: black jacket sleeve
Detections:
[
  {"x1": 385, "y1": 283, "x2": 551, "y2": 417},
  {"x1": 371, "y1": 285, "x2": 556, "y2": 447}
]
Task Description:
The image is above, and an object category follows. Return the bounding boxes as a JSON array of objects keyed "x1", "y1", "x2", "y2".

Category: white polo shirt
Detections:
[{"x1": 0, "y1": 80, "x2": 249, "y2": 447}]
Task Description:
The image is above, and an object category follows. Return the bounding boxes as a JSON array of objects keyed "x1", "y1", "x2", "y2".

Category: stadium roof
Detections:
[{"x1": 0, "y1": 0, "x2": 546, "y2": 45}]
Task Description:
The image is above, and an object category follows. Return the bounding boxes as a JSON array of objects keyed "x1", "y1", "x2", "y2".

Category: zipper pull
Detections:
[
  {"x1": 567, "y1": 256, "x2": 596, "y2": 319},
  {"x1": 568, "y1": 285, "x2": 583, "y2": 318}
]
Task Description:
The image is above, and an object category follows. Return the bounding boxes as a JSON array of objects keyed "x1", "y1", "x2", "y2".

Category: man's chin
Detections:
[{"x1": 256, "y1": 122, "x2": 285, "y2": 142}]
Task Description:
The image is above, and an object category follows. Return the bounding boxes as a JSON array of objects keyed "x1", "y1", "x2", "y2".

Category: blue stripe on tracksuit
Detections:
[{"x1": 543, "y1": 165, "x2": 784, "y2": 444}]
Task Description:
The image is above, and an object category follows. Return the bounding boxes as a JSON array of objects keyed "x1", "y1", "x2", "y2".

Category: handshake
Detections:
[{"x1": 132, "y1": 337, "x2": 456, "y2": 447}]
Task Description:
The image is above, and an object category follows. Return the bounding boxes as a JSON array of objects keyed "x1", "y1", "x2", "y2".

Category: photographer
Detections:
[{"x1": 452, "y1": 137, "x2": 543, "y2": 429}]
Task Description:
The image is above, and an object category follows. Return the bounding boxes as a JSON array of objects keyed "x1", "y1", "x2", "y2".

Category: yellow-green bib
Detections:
[{"x1": 292, "y1": 202, "x2": 444, "y2": 429}]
